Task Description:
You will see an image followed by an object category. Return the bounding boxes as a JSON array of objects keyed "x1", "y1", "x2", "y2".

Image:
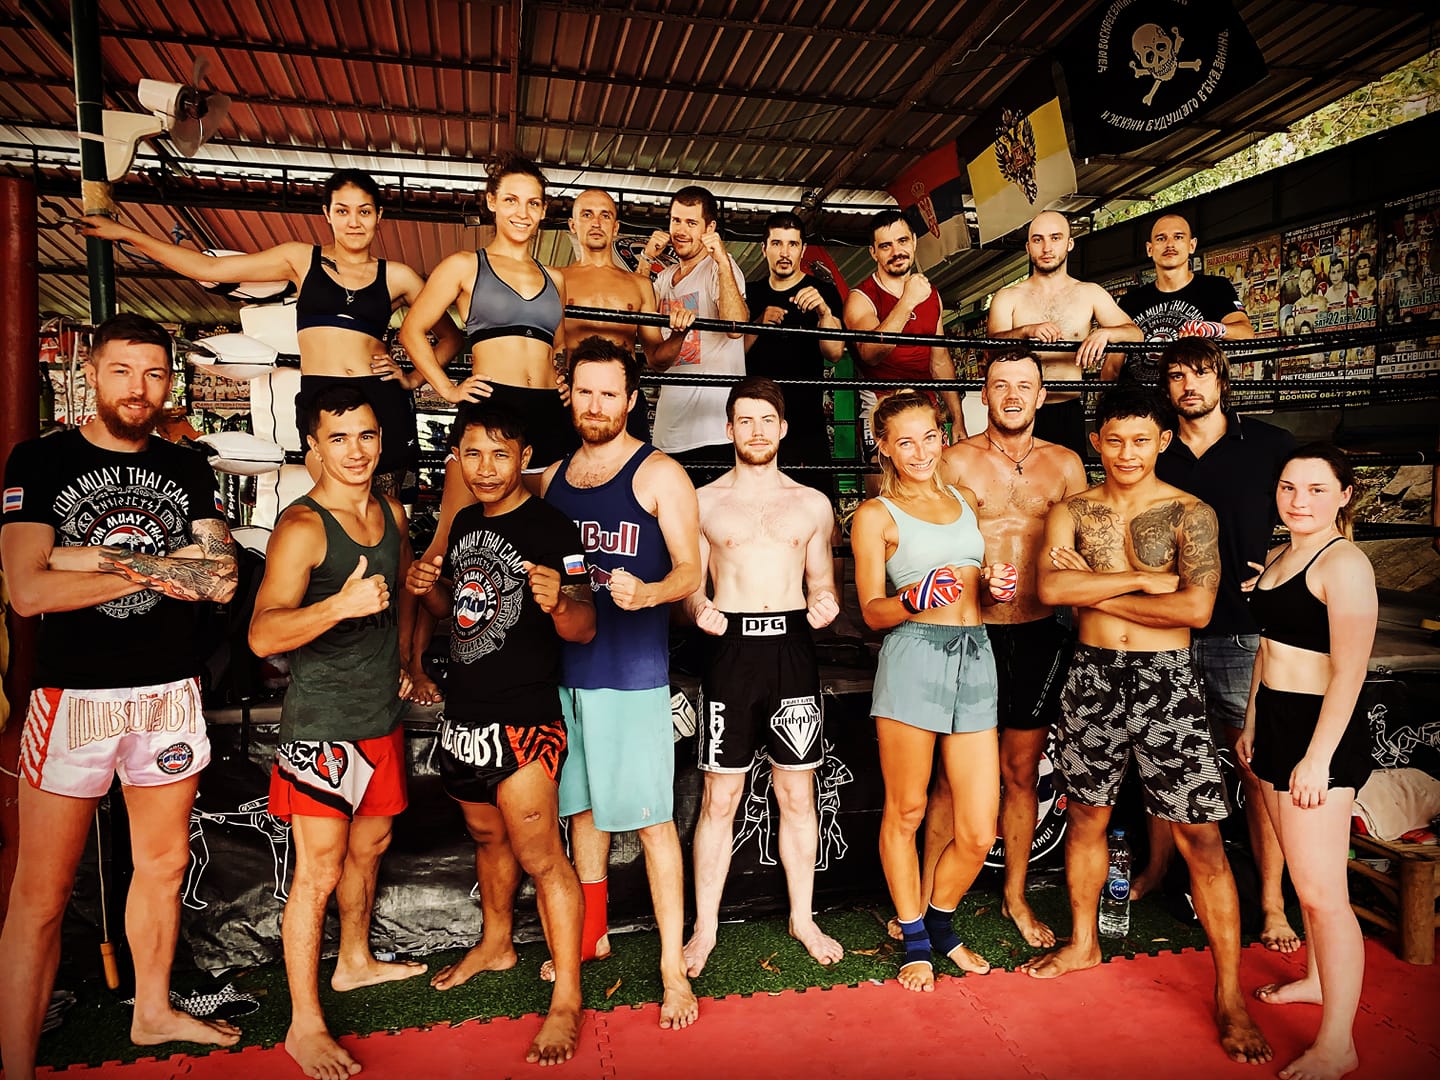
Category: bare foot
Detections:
[
  {"x1": 683, "y1": 927, "x2": 718, "y2": 978},
  {"x1": 1260, "y1": 912, "x2": 1302, "y2": 954},
  {"x1": 1020, "y1": 942, "x2": 1101, "y2": 980},
  {"x1": 1254, "y1": 978, "x2": 1323, "y2": 1006},
  {"x1": 331, "y1": 956, "x2": 428, "y2": 992},
  {"x1": 789, "y1": 918, "x2": 844, "y2": 966},
  {"x1": 284, "y1": 1025, "x2": 362, "y2": 1080},
  {"x1": 897, "y1": 960, "x2": 935, "y2": 993},
  {"x1": 131, "y1": 1007, "x2": 241, "y2": 1048},
  {"x1": 526, "y1": 1005, "x2": 582, "y2": 1067},
  {"x1": 944, "y1": 942, "x2": 991, "y2": 975},
  {"x1": 540, "y1": 934, "x2": 610, "y2": 982},
  {"x1": 404, "y1": 668, "x2": 443, "y2": 705},
  {"x1": 658, "y1": 975, "x2": 698, "y2": 1030},
  {"x1": 1129, "y1": 865, "x2": 1166, "y2": 902},
  {"x1": 1001, "y1": 899, "x2": 1056, "y2": 948},
  {"x1": 1217, "y1": 999, "x2": 1273, "y2": 1065},
  {"x1": 886, "y1": 916, "x2": 902, "y2": 941},
  {"x1": 431, "y1": 939, "x2": 518, "y2": 990},
  {"x1": 1278, "y1": 1042, "x2": 1358, "y2": 1080}
]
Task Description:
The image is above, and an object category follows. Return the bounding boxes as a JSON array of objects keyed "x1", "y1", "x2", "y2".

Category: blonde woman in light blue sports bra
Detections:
[{"x1": 850, "y1": 390, "x2": 1019, "y2": 994}]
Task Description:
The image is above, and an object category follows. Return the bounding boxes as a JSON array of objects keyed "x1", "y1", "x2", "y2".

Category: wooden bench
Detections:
[{"x1": 1348, "y1": 832, "x2": 1440, "y2": 964}]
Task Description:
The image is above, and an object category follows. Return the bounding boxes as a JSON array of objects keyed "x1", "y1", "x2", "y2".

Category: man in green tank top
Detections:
[{"x1": 249, "y1": 385, "x2": 424, "y2": 1080}]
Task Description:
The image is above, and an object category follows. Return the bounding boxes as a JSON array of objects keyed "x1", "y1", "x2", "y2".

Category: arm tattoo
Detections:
[
  {"x1": 561, "y1": 583, "x2": 594, "y2": 606},
  {"x1": 99, "y1": 519, "x2": 239, "y2": 601},
  {"x1": 1068, "y1": 497, "x2": 1125, "y2": 570},
  {"x1": 1177, "y1": 502, "x2": 1221, "y2": 593},
  {"x1": 1129, "y1": 501, "x2": 1184, "y2": 568}
]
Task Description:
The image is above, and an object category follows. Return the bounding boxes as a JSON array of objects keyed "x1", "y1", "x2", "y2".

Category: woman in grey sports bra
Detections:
[
  {"x1": 398, "y1": 156, "x2": 573, "y2": 702},
  {"x1": 850, "y1": 391, "x2": 1017, "y2": 994}
]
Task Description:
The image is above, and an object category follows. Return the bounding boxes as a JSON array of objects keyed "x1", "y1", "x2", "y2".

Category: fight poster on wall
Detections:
[
  {"x1": 1379, "y1": 189, "x2": 1440, "y2": 326},
  {"x1": 1275, "y1": 213, "x2": 1378, "y2": 402},
  {"x1": 1202, "y1": 234, "x2": 1281, "y2": 336}
]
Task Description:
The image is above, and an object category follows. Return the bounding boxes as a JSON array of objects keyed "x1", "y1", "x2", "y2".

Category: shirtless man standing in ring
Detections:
[
  {"x1": 987, "y1": 211, "x2": 1141, "y2": 456},
  {"x1": 940, "y1": 350, "x2": 1087, "y2": 947},
  {"x1": 680, "y1": 376, "x2": 844, "y2": 977}
]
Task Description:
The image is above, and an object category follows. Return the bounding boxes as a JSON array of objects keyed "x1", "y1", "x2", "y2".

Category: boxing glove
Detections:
[
  {"x1": 900, "y1": 567, "x2": 963, "y2": 614},
  {"x1": 1178, "y1": 319, "x2": 1227, "y2": 338},
  {"x1": 989, "y1": 562, "x2": 1018, "y2": 603}
]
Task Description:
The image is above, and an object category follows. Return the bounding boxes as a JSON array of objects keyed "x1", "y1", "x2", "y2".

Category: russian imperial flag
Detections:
[
  {"x1": 961, "y1": 72, "x2": 1077, "y2": 245},
  {"x1": 886, "y1": 142, "x2": 971, "y2": 270}
]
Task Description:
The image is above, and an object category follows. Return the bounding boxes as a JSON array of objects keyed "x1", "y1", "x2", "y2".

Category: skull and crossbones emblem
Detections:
[{"x1": 1130, "y1": 24, "x2": 1203, "y2": 107}]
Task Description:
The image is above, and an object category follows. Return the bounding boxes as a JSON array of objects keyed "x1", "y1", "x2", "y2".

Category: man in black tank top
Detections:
[{"x1": 249, "y1": 386, "x2": 425, "y2": 1080}]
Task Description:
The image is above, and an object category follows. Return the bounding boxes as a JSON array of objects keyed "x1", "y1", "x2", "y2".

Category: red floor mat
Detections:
[{"x1": 35, "y1": 939, "x2": 1440, "y2": 1079}]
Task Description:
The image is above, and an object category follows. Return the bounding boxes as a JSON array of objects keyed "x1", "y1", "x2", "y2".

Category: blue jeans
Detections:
[{"x1": 1190, "y1": 634, "x2": 1260, "y2": 732}]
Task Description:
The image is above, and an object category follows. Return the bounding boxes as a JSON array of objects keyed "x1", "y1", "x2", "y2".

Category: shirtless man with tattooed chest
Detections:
[{"x1": 1024, "y1": 385, "x2": 1272, "y2": 1068}]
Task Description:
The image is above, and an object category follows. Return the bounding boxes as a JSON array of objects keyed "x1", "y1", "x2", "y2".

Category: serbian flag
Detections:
[
  {"x1": 886, "y1": 143, "x2": 971, "y2": 270},
  {"x1": 961, "y1": 72, "x2": 1077, "y2": 245},
  {"x1": 800, "y1": 244, "x2": 851, "y2": 300},
  {"x1": 1058, "y1": 0, "x2": 1267, "y2": 155}
]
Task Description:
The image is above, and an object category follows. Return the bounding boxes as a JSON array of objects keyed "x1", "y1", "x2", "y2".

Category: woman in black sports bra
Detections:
[
  {"x1": 1240, "y1": 443, "x2": 1376, "y2": 1080},
  {"x1": 80, "y1": 169, "x2": 464, "y2": 493}
]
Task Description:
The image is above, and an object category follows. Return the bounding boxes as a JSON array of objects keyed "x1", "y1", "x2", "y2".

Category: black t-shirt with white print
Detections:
[
  {"x1": 442, "y1": 495, "x2": 588, "y2": 726},
  {"x1": 1, "y1": 429, "x2": 225, "y2": 689},
  {"x1": 1118, "y1": 274, "x2": 1245, "y2": 385}
]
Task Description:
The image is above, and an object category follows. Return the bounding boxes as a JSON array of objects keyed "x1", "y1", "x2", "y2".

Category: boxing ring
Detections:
[{"x1": 62, "y1": 302, "x2": 1440, "y2": 972}]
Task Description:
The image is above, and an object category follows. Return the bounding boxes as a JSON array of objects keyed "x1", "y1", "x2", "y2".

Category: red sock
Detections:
[{"x1": 580, "y1": 877, "x2": 609, "y2": 961}]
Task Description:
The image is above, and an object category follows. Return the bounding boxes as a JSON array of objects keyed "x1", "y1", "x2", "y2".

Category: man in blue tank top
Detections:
[
  {"x1": 542, "y1": 336, "x2": 704, "y2": 1030},
  {"x1": 249, "y1": 386, "x2": 424, "y2": 1080}
]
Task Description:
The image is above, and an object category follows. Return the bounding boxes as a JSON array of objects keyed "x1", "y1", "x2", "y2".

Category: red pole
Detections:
[{"x1": 0, "y1": 175, "x2": 40, "y2": 921}]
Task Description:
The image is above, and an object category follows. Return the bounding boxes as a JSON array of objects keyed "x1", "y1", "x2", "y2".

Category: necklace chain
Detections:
[
  {"x1": 321, "y1": 254, "x2": 358, "y2": 305},
  {"x1": 985, "y1": 431, "x2": 1036, "y2": 475}
]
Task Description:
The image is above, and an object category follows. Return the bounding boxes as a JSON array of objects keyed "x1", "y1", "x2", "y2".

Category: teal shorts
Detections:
[
  {"x1": 558, "y1": 686, "x2": 675, "y2": 831},
  {"x1": 871, "y1": 622, "x2": 998, "y2": 735}
]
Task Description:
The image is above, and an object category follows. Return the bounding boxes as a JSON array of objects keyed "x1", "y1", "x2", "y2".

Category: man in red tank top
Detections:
[{"x1": 844, "y1": 211, "x2": 965, "y2": 493}]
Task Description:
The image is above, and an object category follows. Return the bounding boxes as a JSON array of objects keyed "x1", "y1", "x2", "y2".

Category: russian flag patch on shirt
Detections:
[
  {"x1": 214, "y1": 492, "x2": 226, "y2": 514},
  {"x1": 563, "y1": 553, "x2": 586, "y2": 576},
  {"x1": 3, "y1": 486, "x2": 22, "y2": 514}
]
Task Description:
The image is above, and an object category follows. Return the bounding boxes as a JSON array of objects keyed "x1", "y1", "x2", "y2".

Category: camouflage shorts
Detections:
[{"x1": 1056, "y1": 644, "x2": 1228, "y2": 824}]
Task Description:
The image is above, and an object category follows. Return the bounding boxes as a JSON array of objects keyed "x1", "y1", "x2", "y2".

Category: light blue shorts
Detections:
[
  {"x1": 558, "y1": 686, "x2": 675, "y2": 832},
  {"x1": 871, "y1": 622, "x2": 998, "y2": 735}
]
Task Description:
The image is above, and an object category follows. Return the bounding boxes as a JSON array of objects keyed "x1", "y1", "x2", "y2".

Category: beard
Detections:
[
  {"x1": 989, "y1": 409, "x2": 1035, "y2": 435},
  {"x1": 1174, "y1": 395, "x2": 1219, "y2": 420},
  {"x1": 96, "y1": 395, "x2": 161, "y2": 441},
  {"x1": 576, "y1": 411, "x2": 626, "y2": 446},
  {"x1": 1031, "y1": 253, "x2": 1068, "y2": 276},
  {"x1": 735, "y1": 442, "x2": 778, "y2": 466}
]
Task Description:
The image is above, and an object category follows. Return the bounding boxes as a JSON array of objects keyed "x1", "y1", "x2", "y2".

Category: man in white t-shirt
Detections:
[{"x1": 643, "y1": 186, "x2": 750, "y2": 483}]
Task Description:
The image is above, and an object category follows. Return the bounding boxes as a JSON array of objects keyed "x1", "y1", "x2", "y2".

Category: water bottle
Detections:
[{"x1": 1098, "y1": 828, "x2": 1131, "y2": 939}]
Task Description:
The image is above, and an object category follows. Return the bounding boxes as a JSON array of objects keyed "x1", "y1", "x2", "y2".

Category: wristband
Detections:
[
  {"x1": 1179, "y1": 319, "x2": 1227, "y2": 339},
  {"x1": 900, "y1": 567, "x2": 963, "y2": 614}
]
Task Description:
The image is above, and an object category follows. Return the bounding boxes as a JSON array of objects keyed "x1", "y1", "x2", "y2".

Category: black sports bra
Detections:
[
  {"x1": 1248, "y1": 537, "x2": 1344, "y2": 654},
  {"x1": 294, "y1": 246, "x2": 392, "y2": 340}
]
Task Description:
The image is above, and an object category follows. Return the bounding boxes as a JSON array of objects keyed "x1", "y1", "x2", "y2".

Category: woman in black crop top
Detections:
[
  {"x1": 1240, "y1": 444, "x2": 1376, "y2": 1080},
  {"x1": 81, "y1": 169, "x2": 461, "y2": 386}
]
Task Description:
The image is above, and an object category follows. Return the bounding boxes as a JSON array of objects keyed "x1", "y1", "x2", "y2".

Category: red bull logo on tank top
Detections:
[{"x1": 577, "y1": 519, "x2": 641, "y2": 557}]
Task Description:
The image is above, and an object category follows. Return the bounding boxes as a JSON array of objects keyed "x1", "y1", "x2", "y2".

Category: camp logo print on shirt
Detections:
[
  {"x1": 51, "y1": 465, "x2": 194, "y2": 619},
  {"x1": 657, "y1": 293, "x2": 701, "y2": 366},
  {"x1": 448, "y1": 528, "x2": 526, "y2": 664}
]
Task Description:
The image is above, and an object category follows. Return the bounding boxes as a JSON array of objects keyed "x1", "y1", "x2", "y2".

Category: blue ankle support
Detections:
[
  {"x1": 897, "y1": 915, "x2": 932, "y2": 968},
  {"x1": 925, "y1": 905, "x2": 962, "y2": 958}
]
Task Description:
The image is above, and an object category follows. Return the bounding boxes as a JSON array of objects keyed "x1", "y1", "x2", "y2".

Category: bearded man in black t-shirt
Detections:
[
  {"x1": 0, "y1": 314, "x2": 241, "y2": 1077},
  {"x1": 406, "y1": 399, "x2": 594, "y2": 1067},
  {"x1": 1114, "y1": 212, "x2": 1256, "y2": 385},
  {"x1": 743, "y1": 212, "x2": 846, "y2": 494}
]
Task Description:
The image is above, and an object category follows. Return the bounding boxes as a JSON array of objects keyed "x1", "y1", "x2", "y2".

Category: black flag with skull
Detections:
[{"x1": 1057, "y1": 0, "x2": 1266, "y2": 155}]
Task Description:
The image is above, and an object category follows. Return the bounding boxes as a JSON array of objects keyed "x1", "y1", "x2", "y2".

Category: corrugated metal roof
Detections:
[{"x1": 1, "y1": 0, "x2": 1435, "y2": 325}]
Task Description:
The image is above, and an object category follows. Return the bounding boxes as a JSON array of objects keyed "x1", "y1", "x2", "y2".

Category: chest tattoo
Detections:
[
  {"x1": 1069, "y1": 499, "x2": 1126, "y2": 571},
  {"x1": 1130, "y1": 501, "x2": 1184, "y2": 568}
]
